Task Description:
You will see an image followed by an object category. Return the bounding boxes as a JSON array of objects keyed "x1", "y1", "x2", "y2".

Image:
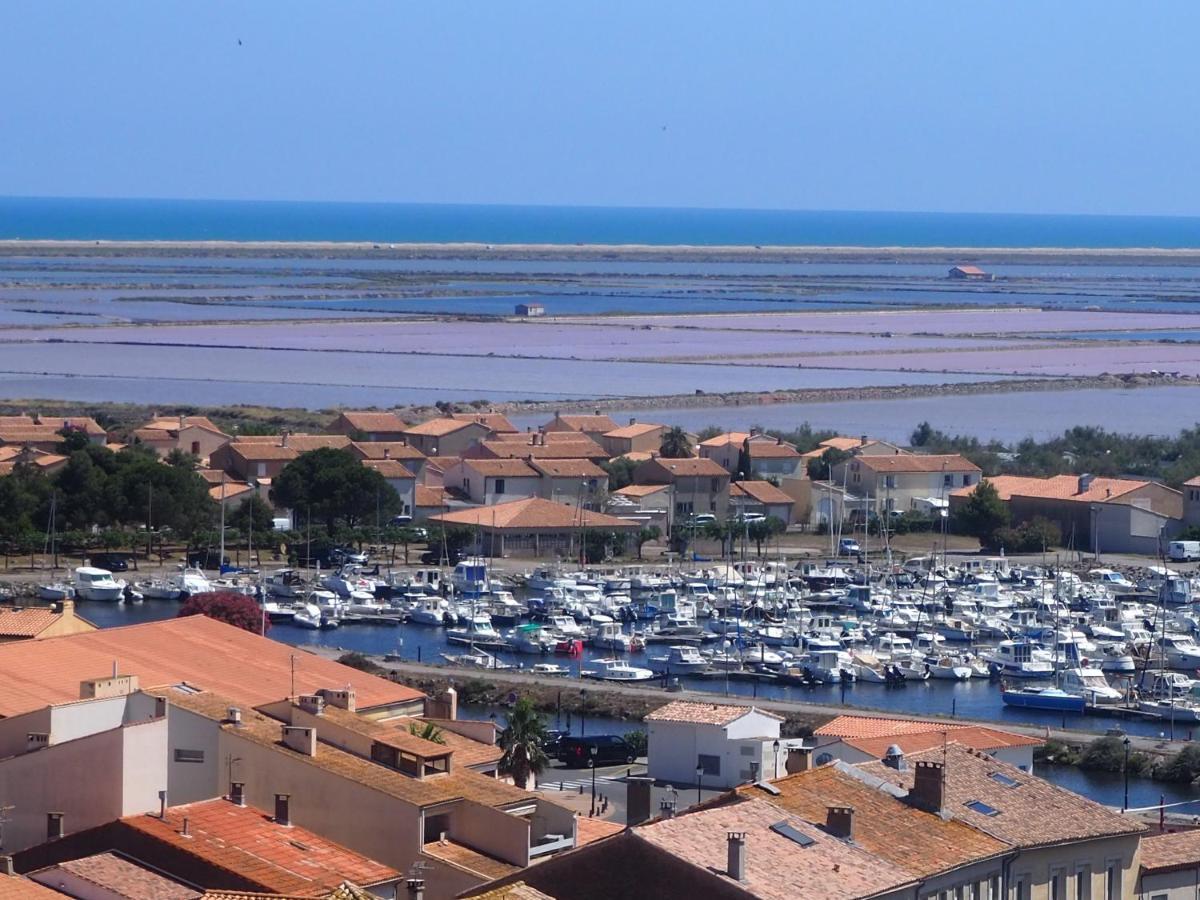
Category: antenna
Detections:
[{"x1": 290, "y1": 654, "x2": 296, "y2": 699}]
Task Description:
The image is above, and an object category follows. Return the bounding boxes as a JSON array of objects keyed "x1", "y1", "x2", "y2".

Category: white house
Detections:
[{"x1": 645, "y1": 700, "x2": 805, "y2": 789}]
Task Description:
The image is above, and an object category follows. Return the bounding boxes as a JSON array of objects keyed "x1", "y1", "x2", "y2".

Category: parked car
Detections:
[
  {"x1": 420, "y1": 547, "x2": 465, "y2": 565},
  {"x1": 838, "y1": 538, "x2": 861, "y2": 556},
  {"x1": 331, "y1": 547, "x2": 368, "y2": 565},
  {"x1": 540, "y1": 729, "x2": 569, "y2": 756},
  {"x1": 688, "y1": 514, "x2": 717, "y2": 527},
  {"x1": 186, "y1": 550, "x2": 230, "y2": 571},
  {"x1": 556, "y1": 735, "x2": 637, "y2": 767},
  {"x1": 89, "y1": 553, "x2": 129, "y2": 572}
]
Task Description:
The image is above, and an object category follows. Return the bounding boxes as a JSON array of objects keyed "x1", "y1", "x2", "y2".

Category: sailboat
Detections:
[{"x1": 1002, "y1": 561, "x2": 1087, "y2": 713}]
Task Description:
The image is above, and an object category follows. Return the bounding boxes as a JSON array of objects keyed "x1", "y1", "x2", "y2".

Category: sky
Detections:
[{"x1": 3, "y1": 2, "x2": 1200, "y2": 216}]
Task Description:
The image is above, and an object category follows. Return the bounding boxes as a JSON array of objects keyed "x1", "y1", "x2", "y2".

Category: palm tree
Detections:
[
  {"x1": 409, "y1": 721, "x2": 446, "y2": 744},
  {"x1": 659, "y1": 426, "x2": 693, "y2": 459},
  {"x1": 498, "y1": 697, "x2": 549, "y2": 789}
]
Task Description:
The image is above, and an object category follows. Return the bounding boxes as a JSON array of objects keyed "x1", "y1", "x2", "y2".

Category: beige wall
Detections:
[
  {"x1": 407, "y1": 424, "x2": 489, "y2": 457},
  {"x1": 1139, "y1": 864, "x2": 1200, "y2": 899},
  {"x1": 1009, "y1": 834, "x2": 1140, "y2": 900}
]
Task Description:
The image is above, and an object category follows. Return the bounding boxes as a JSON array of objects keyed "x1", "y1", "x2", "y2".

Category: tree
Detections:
[
  {"x1": 409, "y1": 721, "x2": 446, "y2": 744},
  {"x1": 733, "y1": 439, "x2": 752, "y2": 482},
  {"x1": 600, "y1": 457, "x2": 638, "y2": 491},
  {"x1": 634, "y1": 525, "x2": 661, "y2": 560},
  {"x1": 498, "y1": 697, "x2": 549, "y2": 790},
  {"x1": 910, "y1": 421, "x2": 935, "y2": 447},
  {"x1": 659, "y1": 426, "x2": 693, "y2": 459},
  {"x1": 806, "y1": 447, "x2": 850, "y2": 482},
  {"x1": 582, "y1": 529, "x2": 625, "y2": 564},
  {"x1": 271, "y1": 448, "x2": 400, "y2": 535},
  {"x1": 748, "y1": 516, "x2": 787, "y2": 555},
  {"x1": 953, "y1": 479, "x2": 1010, "y2": 547},
  {"x1": 229, "y1": 495, "x2": 275, "y2": 536},
  {"x1": 178, "y1": 591, "x2": 268, "y2": 634}
]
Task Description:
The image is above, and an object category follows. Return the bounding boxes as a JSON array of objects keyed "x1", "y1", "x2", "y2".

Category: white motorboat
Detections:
[
  {"x1": 135, "y1": 579, "x2": 183, "y2": 601},
  {"x1": 924, "y1": 656, "x2": 973, "y2": 681},
  {"x1": 651, "y1": 645, "x2": 708, "y2": 673},
  {"x1": 451, "y1": 557, "x2": 491, "y2": 595},
  {"x1": 441, "y1": 650, "x2": 513, "y2": 670},
  {"x1": 264, "y1": 568, "x2": 306, "y2": 599},
  {"x1": 803, "y1": 648, "x2": 855, "y2": 683},
  {"x1": 1156, "y1": 634, "x2": 1200, "y2": 670},
  {"x1": 510, "y1": 623, "x2": 555, "y2": 654},
  {"x1": 321, "y1": 565, "x2": 381, "y2": 599},
  {"x1": 36, "y1": 583, "x2": 73, "y2": 602},
  {"x1": 529, "y1": 663, "x2": 571, "y2": 677},
  {"x1": 984, "y1": 641, "x2": 1055, "y2": 678},
  {"x1": 292, "y1": 603, "x2": 323, "y2": 630},
  {"x1": 1139, "y1": 698, "x2": 1200, "y2": 723},
  {"x1": 591, "y1": 621, "x2": 634, "y2": 652},
  {"x1": 545, "y1": 615, "x2": 586, "y2": 639},
  {"x1": 410, "y1": 596, "x2": 451, "y2": 626},
  {"x1": 72, "y1": 567, "x2": 127, "y2": 602},
  {"x1": 446, "y1": 615, "x2": 508, "y2": 648},
  {"x1": 1060, "y1": 667, "x2": 1123, "y2": 705},
  {"x1": 583, "y1": 658, "x2": 655, "y2": 682}
]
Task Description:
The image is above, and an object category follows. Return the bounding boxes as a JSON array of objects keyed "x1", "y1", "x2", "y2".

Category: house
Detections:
[
  {"x1": 0, "y1": 600, "x2": 96, "y2": 643},
  {"x1": 210, "y1": 440, "x2": 298, "y2": 481},
  {"x1": 444, "y1": 458, "x2": 541, "y2": 505},
  {"x1": 645, "y1": 700, "x2": 805, "y2": 789},
  {"x1": 349, "y1": 440, "x2": 428, "y2": 479},
  {"x1": 812, "y1": 714, "x2": 1041, "y2": 771},
  {"x1": 1137, "y1": 828, "x2": 1200, "y2": 899},
  {"x1": 633, "y1": 456, "x2": 730, "y2": 521},
  {"x1": 15, "y1": 796, "x2": 404, "y2": 898},
  {"x1": 949, "y1": 474, "x2": 1185, "y2": 555},
  {"x1": 609, "y1": 483, "x2": 671, "y2": 531},
  {"x1": 402, "y1": 418, "x2": 492, "y2": 457},
  {"x1": 729, "y1": 480, "x2": 796, "y2": 525},
  {"x1": 34, "y1": 415, "x2": 108, "y2": 445},
  {"x1": 529, "y1": 458, "x2": 609, "y2": 504},
  {"x1": 0, "y1": 426, "x2": 66, "y2": 454},
  {"x1": 514, "y1": 302, "x2": 545, "y2": 317},
  {"x1": 362, "y1": 458, "x2": 417, "y2": 515},
  {"x1": 329, "y1": 410, "x2": 409, "y2": 442},
  {"x1": 451, "y1": 411, "x2": 519, "y2": 435},
  {"x1": 602, "y1": 421, "x2": 669, "y2": 458},
  {"x1": 133, "y1": 415, "x2": 230, "y2": 462},
  {"x1": 414, "y1": 485, "x2": 452, "y2": 521},
  {"x1": 209, "y1": 479, "x2": 256, "y2": 509},
  {"x1": 948, "y1": 265, "x2": 992, "y2": 280},
  {"x1": 472, "y1": 435, "x2": 609, "y2": 464},
  {"x1": 799, "y1": 435, "x2": 903, "y2": 461},
  {"x1": 699, "y1": 432, "x2": 802, "y2": 479},
  {"x1": 0, "y1": 445, "x2": 68, "y2": 476},
  {"x1": 833, "y1": 452, "x2": 981, "y2": 516},
  {"x1": 863, "y1": 743, "x2": 1144, "y2": 900},
  {"x1": 542, "y1": 411, "x2": 620, "y2": 444},
  {"x1": 1184, "y1": 476, "x2": 1200, "y2": 527},
  {"x1": 426, "y1": 497, "x2": 639, "y2": 558}
]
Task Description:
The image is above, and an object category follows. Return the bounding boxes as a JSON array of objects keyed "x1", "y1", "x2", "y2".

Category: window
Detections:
[
  {"x1": 1011, "y1": 874, "x2": 1030, "y2": 900},
  {"x1": 1049, "y1": 868, "x2": 1065, "y2": 900},
  {"x1": 1075, "y1": 865, "x2": 1091, "y2": 900},
  {"x1": 943, "y1": 474, "x2": 953, "y2": 486},
  {"x1": 190, "y1": 441, "x2": 200, "y2": 455},
  {"x1": 494, "y1": 478, "x2": 506, "y2": 494},
  {"x1": 173, "y1": 748, "x2": 204, "y2": 763},
  {"x1": 697, "y1": 754, "x2": 721, "y2": 776},
  {"x1": 988, "y1": 772, "x2": 1021, "y2": 788},
  {"x1": 988, "y1": 875, "x2": 1001, "y2": 900},
  {"x1": 885, "y1": 475, "x2": 896, "y2": 488},
  {"x1": 711, "y1": 477, "x2": 720, "y2": 492},
  {"x1": 965, "y1": 799, "x2": 1000, "y2": 816},
  {"x1": 1104, "y1": 862, "x2": 1121, "y2": 900}
]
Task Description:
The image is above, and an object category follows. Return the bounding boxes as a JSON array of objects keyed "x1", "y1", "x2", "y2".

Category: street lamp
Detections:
[
  {"x1": 773, "y1": 739, "x2": 781, "y2": 779},
  {"x1": 1122, "y1": 737, "x2": 1132, "y2": 812},
  {"x1": 580, "y1": 688, "x2": 588, "y2": 737},
  {"x1": 589, "y1": 746, "x2": 598, "y2": 816},
  {"x1": 696, "y1": 761, "x2": 704, "y2": 805}
]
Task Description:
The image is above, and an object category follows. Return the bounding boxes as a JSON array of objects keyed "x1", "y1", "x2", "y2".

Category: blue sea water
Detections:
[{"x1": 8, "y1": 196, "x2": 1200, "y2": 247}]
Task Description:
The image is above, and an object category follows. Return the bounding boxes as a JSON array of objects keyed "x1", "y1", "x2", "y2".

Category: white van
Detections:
[{"x1": 1169, "y1": 541, "x2": 1200, "y2": 562}]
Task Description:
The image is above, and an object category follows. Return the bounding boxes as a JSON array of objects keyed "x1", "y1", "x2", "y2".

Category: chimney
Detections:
[
  {"x1": 178, "y1": 414, "x2": 185, "y2": 430},
  {"x1": 319, "y1": 687, "x2": 356, "y2": 712},
  {"x1": 439, "y1": 685, "x2": 457, "y2": 720},
  {"x1": 659, "y1": 796, "x2": 677, "y2": 819},
  {"x1": 860, "y1": 434, "x2": 867, "y2": 446},
  {"x1": 181, "y1": 817, "x2": 191, "y2": 838},
  {"x1": 226, "y1": 707, "x2": 243, "y2": 727},
  {"x1": 406, "y1": 878, "x2": 426, "y2": 900},
  {"x1": 626, "y1": 776, "x2": 654, "y2": 826},
  {"x1": 297, "y1": 694, "x2": 325, "y2": 717},
  {"x1": 909, "y1": 760, "x2": 945, "y2": 814},
  {"x1": 280, "y1": 430, "x2": 289, "y2": 448},
  {"x1": 882, "y1": 744, "x2": 906, "y2": 770},
  {"x1": 158, "y1": 790, "x2": 168, "y2": 818},
  {"x1": 282, "y1": 724, "x2": 317, "y2": 756},
  {"x1": 230, "y1": 782, "x2": 245, "y2": 807},
  {"x1": 1078, "y1": 473, "x2": 1095, "y2": 495},
  {"x1": 826, "y1": 806, "x2": 854, "y2": 839},
  {"x1": 274, "y1": 793, "x2": 291, "y2": 827},
  {"x1": 47, "y1": 812, "x2": 64, "y2": 841},
  {"x1": 554, "y1": 410, "x2": 562, "y2": 420},
  {"x1": 629, "y1": 417, "x2": 636, "y2": 426},
  {"x1": 594, "y1": 408, "x2": 601, "y2": 416},
  {"x1": 727, "y1": 832, "x2": 747, "y2": 882},
  {"x1": 383, "y1": 447, "x2": 391, "y2": 460},
  {"x1": 0, "y1": 856, "x2": 12, "y2": 876}
]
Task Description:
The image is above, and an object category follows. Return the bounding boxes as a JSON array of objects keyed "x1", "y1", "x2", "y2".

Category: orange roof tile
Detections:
[
  {"x1": 404, "y1": 418, "x2": 482, "y2": 437},
  {"x1": 414, "y1": 485, "x2": 450, "y2": 508},
  {"x1": 210, "y1": 482, "x2": 255, "y2": 502},
  {"x1": 349, "y1": 442, "x2": 425, "y2": 461},
  {"x1": 0, "y1": 615, "x2": 423, "y2": 717},
  {"x1": 478, "y1": 438, "x2": 608, "y2": 460},
  {"x1": 603, "y1": 423, "x2": 666, "y2": 439},
  {"x1": 645, "y1": 700, "x2": 781, "y2": 726},
  {"x1": 336, "y1": 411, "x2": 407, "y2": 432},
  {"x1": 37, "y1": 415, "x2": 107, "y2": 436},
  {"x1": 230, "y1": 442, "x2": 299, "y2": 462},
  {"x1": 816, "y1": 714, "x2": 969, "y2": 739},
  {"x1": 854, "y1": 454, "x2": 980, "y2": 474},
  {"x1": 839, "y1": 726, "x2": 1041, "y2": 760},
  {"x1": 428, "y1": 497, "x2": 637, "y2": 531},
  {"x1": 638, "y1": 457, "x2": 728, "y2": 478},
  {"x1": 422, "y1": 839, "x2": 520, "y2": 881},
  {"x1": 736, "y1": 765, "x2": 1007, "y2": 879},
  {"x1": 575, "y1": 817, "x2": 624, "y2": 846},
  {"x1": 1184, "y1": 476, "x2": 1200, "y2": 488},
  {"x1": 37, "y1": 851, "x2": 197, "y2": 899},
  {"x1": 285, "y1": 435, "x2": 353, "y2": 452},
  {"x1": 361, "y1": 459, "x2": 416, "y2": 479},
  {"x1": 467, "y1": 882, "x2": 556, "y2": 900},
  {"x1": 699, "y1": 432, "x2": 751, "y2": 448},
  {"x1": 0, "y1": 605, "x2": 71, "y2": 638},
  {"x1": 451, "y1": 412, "x2": 519, "y2": 433},
  {"x1": 747, "y1": 441, "x2": 799, "y2": 459},
  {"x1": 547, "y1": 414, "x2": 619, "y2": 433},
  {"x1": 1141, "y1": 828, "x2": 1200, "y2": 874},
  {"x1": 730, "y1": 481, "x2": 794, "y2": 505},
  {"x1": 0, "y1": 873, "x2": 64, "y2": 899},
  {"x1": 461, "y1": 459, "x2": 540, "y2": 478},
  {"x1": 949, "y1": 473, "x2": 1150, "y2": 504},
  {"x1": 613, "y1": 484, "x2": 669, "y2": 498},
  {"x1": 527, "y1": 459, "x2": 607, "y2": 478},
  {"x1": 124, "y1": 799, "x2": 399, "y2": 895}
]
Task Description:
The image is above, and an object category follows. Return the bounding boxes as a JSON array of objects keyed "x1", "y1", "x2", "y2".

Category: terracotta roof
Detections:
[
  {"x1": 210, "y1": 482, "x2": 255, "y2": 502},
  {"x1": 414, "y1": 485, "x2": 450, "y2": 508},
  {"x1": 603, "y1": 423, "x2": 666, "y2": 439},
  {"x1": 422, "y1": 839, "x2": 520, "y2": 881},
  {"x1": 0, "y1": 415, "x2": 34, "y2": 426},
  {"x1": 952, "y1": 265, "x2": 987, "y2": 275},
  {"x1": 229, "y1": 442, "x2": 299, "y2": 462},
  {"x1": 822, "y1": 436, "x2": 869, "y2": 451},
  {"x1": 747, "y1": 442, "x2": 799, "y2": 459},
  {"x1": 839, "y1": 726, "x2": 1041, "y2": 760},
  {"x1": 361, "y1": 459, "x2": 415, "y2": 479},
  {"x1": 736, "y1": 764, "x2": 1008, "y2": 879},
  {"x1": 948, "y1": 473, "x2": 1150, "y2": 504},
  {"x1": 730, "y1": 481, "x2": 794, "y2": 505},
  {"x1": 123, "y1": 798, "x2": 399, "y2": 895},
  {"x1": 854, "y1": 454, "x2": 980, "y2": 474},
  {"x1": 404, "y1": 418, "x2": 482, "y2": 437},
  {"x1": 636, "y1": 797, "x2": 917, "y2": 900},
  {"x1": 0, "y1": 604, "x2": 72, "y2": 638},
  {"x1": 451, "y1": 412, "x2": 519, "y2": 433},
  {"x1": 461, "y1": 459, "x2": 540, "y2": 478},
  {"x1": 645, "y1": 700, "x2": 782, "y2": 726},
  {"x1": 349, "y1": 442, "x2": 424, "y2": 461},
  {"x1": 528, "y1": 459, "x2": 608, "y2": 478},
  {"x1": 34, "y1": 851, "x2": 197, "y2": 899},
  {"x1": 1184, "y1": 476, "x2": 1200, "y2": 488},
  {"x1": 0, "y1": 873, "x2": 65, "y2": 899},
  {"x1": 422, "y1": 455, "x2": 460, "y2": 474},
  {"x1": 300, "y1": 703, "x2": 451, "y2": 759},
  {"x1": 0, "y1": 615, "x2": 423, "y2": 717},
  {"x1": 1140, "y1": 828, "x2": 1200, "y2": 874},
  {"x1": 0, "y1": 428, "x2": 64, "y2": 444},
  {"x1": 428, "y1": 497, "x2": 637, "y2": 531},
  {"x1": 575, "y1": 817, "x2": 624, "y2": 847},
  {"x1": 199, "y1": 885, "x2": 374, "y2": 900},
  {"x1": 396, "y1": 717, "x2": 502, "y2": 768},
  {"x1": 37, "y1": 416, "x2": 107, "y2": 436},
  {"x1": 613, "y1": 484, "x2": 669, "y2": 498},
  {"x1": 547, "y1": 414, "x2": 619, "y2": 433},
  {"x1": 161, "y1": 689, "x2": 544, "y2": 811},
  {"x1": 285, "y1": 435, "x2": 353, "y2": 452},
  {"x1": 817, "y1": 714, "x2": 978, "y2": 739},
  {"x1": 147, "y1": 416, "x2": 221, "y2": 433},
  {"x1": 336, "y1": 411, "x2": 406, "y2": 432},
  {"x1": 638, "y1": 457, "x2": 729, "y2": 479},
  {"x1": 699, "y1": 432, "x2": 751, "y2": 448},
  {"x1": 467, "y1": 882, "x2": 555, "y2": 900},
  {"x1": 861, "y1": 743, "x2": 1145, "y2": 849},
  {"x1": 478, "y1": 438, "x2": 607, "y2": 460}
]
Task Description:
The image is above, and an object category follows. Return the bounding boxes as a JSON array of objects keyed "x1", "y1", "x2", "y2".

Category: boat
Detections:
[
  {"x1": 1001, "y1": 687, "x2": 1086, "y2": 713},
  {"x1": 36, "y1": 583, "x2": 73, "y2": 602},
  {"x1": 1155, "y1": 634, "x2": 1200, "y2": 669},
  {"x1": 650, "y1": 644, "x2": 708, "y2": 673},
  {"x1": 924, "y1": 656, "x2": 973, "y2": 681},
  {"x1": 984, "y1": 640, "x2": 1055, "y2": 678},
  {"x1": 321, "y1": 565, "x2": 381, "y2": 599},
  {"x1": 591, "y1": 620, "x2": 634, "y2": 652},
  {"x1": 135, "y1": 578, "x2": 183, "y2": 601},
  {"x1": 446, "y1": 615, "x2": 509, "y2": 649},
  {"x1": 260, "y1": 598, "x2": 296, "y2": 623},
  {"x1": 292, "y1": 603, "x2": 323, "y2": 630},
  {"x1": 1138, "y1": 698, "x2": 1200, "y2": 723},
  {"x1": 441, "y1": 650, "x2": 513, "y2": 670},
  {"x1": 451, "y1": 558, "x2": 491, "y2": 596},
  {"x1": 582, "y1": 658, "x2": 655, "y2": 682},
  {"x1": 1060, "y1": 667, "x2": 1123, "y2": 705},
  {"x1": 72, "y1": 567, "x2": 127, "y2": 602},
  {"x1": 529, "y1": 662, "x2": 571, "y2": 677},
  {"x1": 265, "y1": 569, "x2": 307, "y2": 599},
  {"x1": 410, "y1": 596, "x2": 450, "y2": 626},
  {"x1": 510, "y1": 623, "x2": 555, "y2": 655}
]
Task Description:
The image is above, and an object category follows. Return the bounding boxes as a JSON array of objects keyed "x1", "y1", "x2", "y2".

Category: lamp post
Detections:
[
  {"x1": 696, "y1": 762, "x2": 704, "y2": 805},
  {"x1": 773, "y1": 739, "x2": 781, "y2": 779},
  {"x1": 580, "y1": 688, "x2": 588, "y2": 737},
  {"x1": 1123, "y1": 737, "x2": 1132, "y2": 812},
  {"x1": 589, "y1": 746, "x2": 598, "y2": 816}
]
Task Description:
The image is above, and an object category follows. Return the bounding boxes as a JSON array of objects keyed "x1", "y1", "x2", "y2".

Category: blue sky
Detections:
[{"x1": 3, "y1": 2, "x2": 1198, "y2": 215}]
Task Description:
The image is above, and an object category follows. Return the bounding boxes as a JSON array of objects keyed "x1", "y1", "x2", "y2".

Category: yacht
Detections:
[
  {"x1": 546, "y1": 615, "x2": 586, "y2": 640},
  {"x1": 1060, "y1": 667, "x2": 1123, "y2": 705},
  {"x1": 1138, "y1": 698, "x2": 1200, "y2": 723},
  {"x1": 264, "y1": 569, "x2": 306, "y2": 599},
  {"x1": 582, "y1": 658, "x2": 655, "y2": 682},
  {"x1": 410, "y1": 596, "x2": 451, "y2": 626},
  {"x1": 984, "y1": 640, "x2": 1055, "y2": 678},
  {"x1": 650, "y1": 645, "x2": 708, "y2": 673},
  {"x1": 451, "y1": 558, "x2": 491, "y2": 596},
  {"x1": 292, "y1": 603, "x2": 323, "y2": 630},
  {"x1": 924, "y1": 656, "x2": 973, "y2": 681},
  {"x1": 591, "y1": 620, "x2": 634, "y2": 652},
  {"x1": 322, "y1": 565, "x2": 381, "y2": 599},
  {"x1": 446, "y1": 615, "x2": 508, "y2": 648},
  {"x1": 1002, "y1": 686, "x2": 1086, "y2": 713},
  {"x1": 509, "y1": 623, "x2": 555, "y2": 655},
  {"x1": 803, "y1": 648, "x2": 855, "y2": 683},
  {"x1": 72, "y1": 567, "x2": 127, "y2": 602},
  {"x1": 1156, "y1": 634, "x2": 1200, "y2": 669},
  {"x1": 135, "y1": 578, "x2": 183, "y2": 601}
]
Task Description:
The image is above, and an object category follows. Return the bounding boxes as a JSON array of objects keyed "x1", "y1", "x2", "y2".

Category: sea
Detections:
[{"x1": 6, "y1": 195, "x2": 1200, "y2": 247}]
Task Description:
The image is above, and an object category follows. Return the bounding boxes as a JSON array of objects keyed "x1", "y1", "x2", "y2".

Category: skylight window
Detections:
[
  {"x1": 989, "y1": 772, "x2": 1021, "y2": 788},
  {"x1": 770, "y1": 820, "x2": 815, "y2": 847},
  {"x1": 965, "y1": 800, "x2": 1000, "y2": 816}
]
